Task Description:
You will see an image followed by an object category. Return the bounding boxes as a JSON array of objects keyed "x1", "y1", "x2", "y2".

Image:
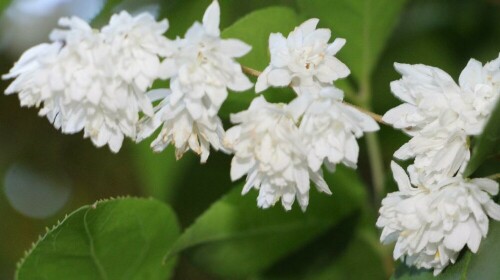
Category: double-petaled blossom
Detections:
[
  {"x1": 459, "y1": 54, "x2": 500, "y2": 127},
  {"x1": 383, "y1": 63, "x2": 481, "y2": 136},
  {"x1": 3, "y1": 12, "x2": 171, "y2": 152},
  {"x1": 137, "y1": 89, "x2": 225, "y2": 162},
  {"x1": 138, "y1": 0, "x2": 253, "y2": 161},
  {"x1": 229, "y1": 17, "x2": 379, "y2": 211},
  {"x1": 255, "y1": 18, "x2": 349, "y2": 95},
  {"x1": 380, "y1": 54, "x2": 500, "y2": 274},
  {"x1": 383, "y1": 57, "x2": 499, "y2": 183},
  {"x1": 377, "y1": 162, "x2": 500, "y2": 275},
  {"x1": 225, "y1": 96, "x2": 331, "y2": 211},
  {"x1": 299, "y1": 87, "x2": 379, "y2": 172},
  {"x1": 396, "y1": 130, "x2": 470, "y2": 185}
]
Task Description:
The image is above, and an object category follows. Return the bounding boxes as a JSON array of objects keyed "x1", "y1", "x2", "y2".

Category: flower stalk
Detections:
[{"x1": 240, "y1": 65, "x2": 386, "y2": 124}]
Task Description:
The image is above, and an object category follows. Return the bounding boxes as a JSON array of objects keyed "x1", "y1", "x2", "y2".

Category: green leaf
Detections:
[
  {"x1": 307, "y1": 230, "x2": 387, "y2": 280},
  {"x1": 131, "y1": 142, "x2": 195, "y2": 202},
  {"x1": 0, "y1": 0, "x2": 12, "y2": 16},
  {"x1": 464, "y1": 99, "x2": 500, "y2": 177},
  {"x1": 159, "y1": 0, "x2": 298, "y2": 38},
  {"x1": 221, "y1": 6, "x2": 300, "y2": 70},
  {"x1": 219, "y1": 6, "x2": 301, "y2": 118},
  {"x1": 166, "y1": 166, "x2": 366, "y2": 278},
  {"x1": 16, "y1": 197, "x2": 180, "y2": 280},
  {"x1": 297, "y1": 0, "x2": 407, "y2": 84},
  {"x1": 260, "y1": 209, "x2": 388, "y2": 280},
  {"x1": 392, "y1": 221, "x2": 500, "y2": 280},
  {"x1": 91, "y1": 0, "x2": 125, "y2": 27}
]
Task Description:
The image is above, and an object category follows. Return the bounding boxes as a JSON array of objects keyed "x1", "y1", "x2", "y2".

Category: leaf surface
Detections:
[{"x1": 16, "y1": 198, "x2": 180, "y2": 280}]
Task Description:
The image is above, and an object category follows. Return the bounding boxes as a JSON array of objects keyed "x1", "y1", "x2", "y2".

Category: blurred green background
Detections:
[{"x1": 0, "y1": 0, "x2": 499, "y2": 279}]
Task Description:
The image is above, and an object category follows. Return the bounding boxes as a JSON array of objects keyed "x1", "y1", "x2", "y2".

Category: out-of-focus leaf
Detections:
[
  {"x1": 464, "y1": 99, "x2": 500, "y2": 177},
  {"x1": 392, "y1": 221, "x2": 500, "y2": 280},
  {"x1": 0, "y1": 0, "x2": 12, "y2": 16},
  {"x1": 297, "y1": 0, "x2": 407, "y2": 84},
  {"x1": 91, "y1": 0, "x2": 126, "y2": 27},
  {"x1": 221, "y1": 6, "x2": 300, "y2": 70},
  {"x1": 131, "y1": 142, "x2": 194, "y2": 202},
  {"x1": 219, "y1": 6, "x2": 301, "y2": 118},
  {"x1": 16, "y1": 198, "x2": 180, "y2": 280},
  {"x1": 165, "y1": 166, "x2": 366, "y2": 279},
  {"x1": 159, "y1": 0, "x2": 298, "y2": 37},
  {"x1": 260, "y1": 209, "x2": 388, "y2": 280}
]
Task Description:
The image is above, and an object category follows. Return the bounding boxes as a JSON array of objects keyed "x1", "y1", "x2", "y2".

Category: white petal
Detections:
[
  {"x1": 220, "y1": 39, "x2": 251, "y2": 58},
  {"x1": 327, "y1": 38, "x2": 346, "y2": 55},
  {"x1": 267, "y1": 69, "x2": 292, "y2": 87},
  {"x1": 390, "y1": 161, "x2": 413, "y2": 193},
  {"x1": 202, "y1": 0, "x2": 220, "y2": 36},
  {"x1": 444, "y1": 222, "x2": 469, "y2": 251},
  {"x1": 298, "y1": 18, "x2": 319, "y2": 35},
  {"x1": 255, "y1": 67, "x2": 271, "y2": 93},
  {"x1": 231, "y1": 157, "x2": 254, "y2": 181}
]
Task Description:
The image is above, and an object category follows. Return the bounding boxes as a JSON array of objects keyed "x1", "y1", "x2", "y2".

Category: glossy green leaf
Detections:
[
  {"x1": 464, "y1": 99, "x2": 500, "y2": 177},
  {"x1": 16, "y1": 198, "x2": 180, "y2": 280},
  {"x1": 392, "y1": 221, "x2": 500, "y2": 280},
  {"x1": 297, "y1": 0, "x2": 407, "y2": 83},
  {"x1": 166, "y1": 166, "x2": 366, "y2": 278}
]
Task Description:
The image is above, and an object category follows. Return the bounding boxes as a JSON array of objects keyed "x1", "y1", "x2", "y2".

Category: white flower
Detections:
[
  {"x1": 255, "y1": 18, "x2": 349, "y2": 94},
  {"x1": 395, "y1": 130, "x2": 470, "y2": 184},
  {"x1": 102, "y1": 11, "x2": 172, "y2": 92},
  {"x1": 299, "y1": 87, "x2": 379, "y2": 172},
  {"x1": 384, "y1": 58, "x2": 499, "y2": 136},
  {"x1": 138, "y1": 1, "x2": 253, "y2": 160},
  {"x1": 3, "y1": 13, "x2": 170, "y2": 152},
  {"x1": 225, "y1": 96, "x2": 331, "y2": 211},
  {"x1": 160, "y1": 0, "x2": 252, "y2": 118},
  {"x1": 137, "y1": 89, "x2": 225, "y2": 163},
  {"x1": 459, "y1": 54, "x2": 500, "y2": 127},
  {"x1": 383, "y1": 63, "x2": 479, "y2": 135},
  {"x1": 377, "y1": 162, "x2": 500, "y2": 275}
]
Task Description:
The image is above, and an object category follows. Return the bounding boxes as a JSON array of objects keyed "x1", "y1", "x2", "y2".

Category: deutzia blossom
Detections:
[
  {"x1": 137, "y1": 89, "x2": 225, "y2": 163},
  {"x1": 459, "y1": 54, "x2": 500, "y2": 125},
  {"x1": 395, "y1": 130, "x2": 470, "y2": 184},
  {"x1": 377, "y1": 162, "x2": 500, "y2": 275},
  {"x1": 3, "y1": 13, "x2": 170, "y2": 152},
  {"x1": 138, "y1": 1, "x2": 253, "y2": 161},
  {"x1": 102, "y1": 11, "x2": 173, "y2": 92},
  {"x1": 383, "y1": 57, "x2": 499, "y2": 183},
  {"x1": 255, "y1": 18, "x2": 349, "y2": 94},
  {"x1": 299, "y1": 87, "x2": 379, "y2": 171},
  {"x1": 383, "y1": 63, "x2": 479, "y2": 135},
  {"x1": 225, "y1": 96, "x2": 331, "y2": 211}
]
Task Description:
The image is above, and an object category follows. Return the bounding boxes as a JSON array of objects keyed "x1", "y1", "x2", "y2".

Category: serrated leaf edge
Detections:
[{"x1": 14, "y1": 196, "x2": 160, "y2": 279}]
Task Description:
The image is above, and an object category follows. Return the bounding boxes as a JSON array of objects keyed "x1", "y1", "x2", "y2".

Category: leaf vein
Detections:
[{"x1": 83, "y1": 208, "x2": 108, "y2": 280}]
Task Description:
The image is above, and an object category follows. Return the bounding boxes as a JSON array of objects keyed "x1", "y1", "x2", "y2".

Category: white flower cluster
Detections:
[
  {"x1": 226, "y1": 19, "x2": 379, "y2": 211},
  {"x1": 137, "y1": 1, "x2": 252, "y2": 162},
  {"x1": 3, "y1": 12, "x2": 171, "y2": 152},
  {"x1": 378, "y1": 163, "x2": 500, "y2": 275},
  {"x1": 3, "y1": 1, "x2": 252, "y2": 161},
  {"x1": 384, "y1": 57, "x2": 500, "y2": 182},
  {"x1": 378, "y1": 55, "x2": 500, "y2": 274}
]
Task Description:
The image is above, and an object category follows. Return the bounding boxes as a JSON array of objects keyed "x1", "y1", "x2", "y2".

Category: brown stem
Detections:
[
  {"x1": 241, "y1": 65, "x2": 386, "y2": 125},
  {"x1": 488, "y1": 173, "x2": 500, "y2": 180},
  {"x1": 241, "y1": 65, "x2": 262, "y2": 78}
]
